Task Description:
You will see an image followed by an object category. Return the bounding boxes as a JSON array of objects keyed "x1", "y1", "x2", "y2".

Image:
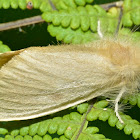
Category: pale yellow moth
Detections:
[{"x1": 0, "y1": 35, "x2": 140, "y2": 123}]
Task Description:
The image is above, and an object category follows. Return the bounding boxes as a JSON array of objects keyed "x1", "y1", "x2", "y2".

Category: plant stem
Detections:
[{"x1": 0, "y1": 16, "x2": 44, "y2": 31}]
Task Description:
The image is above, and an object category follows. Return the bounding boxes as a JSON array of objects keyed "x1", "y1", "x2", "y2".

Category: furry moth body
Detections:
[{"x1": 0, "y1": 39, "x2": 140, "y2": 122}]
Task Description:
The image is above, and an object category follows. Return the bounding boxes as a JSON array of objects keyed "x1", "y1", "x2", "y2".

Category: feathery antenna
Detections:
[{"x1": 114, "y1": 5, "x2": 123, "y2": 36}]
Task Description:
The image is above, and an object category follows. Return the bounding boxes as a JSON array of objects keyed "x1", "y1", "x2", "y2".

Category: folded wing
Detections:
[{"x1": 0, "y1": 45, "x2": 114, "y2": 121}]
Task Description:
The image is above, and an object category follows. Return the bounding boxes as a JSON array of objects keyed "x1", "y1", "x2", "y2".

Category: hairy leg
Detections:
[{"x1": 115, "y1": 86, "x2": 126, "y2": 124}]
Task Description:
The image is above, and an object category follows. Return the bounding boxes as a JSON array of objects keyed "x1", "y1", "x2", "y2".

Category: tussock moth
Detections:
[{"x1": 0, "y1": 31, "x2": 140, "y2": 123}]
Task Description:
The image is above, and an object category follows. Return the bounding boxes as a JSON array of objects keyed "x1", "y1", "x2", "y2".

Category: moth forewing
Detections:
[
  {"x1": 0, "y1": 49, "x2": 24, "y2": 68},
  {"x1": 0, "y1": 43, "x2": 118, "y2": 121},
  {"x1": 0, "y1": 39, "x2": 140, "y2": 122}
]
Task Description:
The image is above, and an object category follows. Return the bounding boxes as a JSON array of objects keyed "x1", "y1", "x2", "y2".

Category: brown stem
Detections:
[
  {"x1": 73, "y1": 103, "x2": 94, "y2": 140},
  {"x1": 0, "y1": 1, "x2": 123, "y2": 32},
  {"x1": 0, "y1": 16, "x2": 44, "y2": 31},
  {"x1": 73, "y1": 98, "x2": 97, "y2": 140}
]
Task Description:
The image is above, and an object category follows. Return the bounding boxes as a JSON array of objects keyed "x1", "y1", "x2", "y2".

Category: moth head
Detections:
[{"x1": 97, "y1": 39, "x2": 140, "y2": 88}]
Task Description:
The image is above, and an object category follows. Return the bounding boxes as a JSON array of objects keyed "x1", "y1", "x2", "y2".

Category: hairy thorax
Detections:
[{"x1": 97, "y1": 40, "x2": 140, "y2": 92}]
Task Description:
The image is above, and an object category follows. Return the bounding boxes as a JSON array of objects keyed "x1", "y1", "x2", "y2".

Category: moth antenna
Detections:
[
  {"x1": 114, "y1": 6, "x2": 123, "y2": 37},
  {"x1": 115, "y1": 86, "x2": 126, "y2": 124},
  {"x1": 97, "y1": 20, "x2": 103, "y2": 38},
  {"x1": 48, "y1": 0, "x2": 57, "y2": 10},
  {"x1": 106, "y1": 99, "x2": 115, "y2": 102},
  {"x1": 131, "y1": 25, "x2": 140, "y2": 33}
]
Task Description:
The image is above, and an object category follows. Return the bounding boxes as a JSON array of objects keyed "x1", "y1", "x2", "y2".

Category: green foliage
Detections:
[
  {"x1": 41, "y1": 0, "x2": 140, "y2": 43},
  {"x1": 0, "y1": 0, "x2": 140, "y2": 140},
  {"x1": 1, "y1": 0, "x2": 140, "y2": 44},
  {"x1": 0, "y1": 0, "x2": 53, "y2": 11},
  {"x1": 0, "y1": 100, "x2": 140, "y2": 139},
  {"x1": 42, "y1": 5, "x2": 108, "y2": 31},
  {"x1": 123, "y1": 94, "x2": 140, "y2": 107},
  {"x1": 87, "y1": 101, "x2": 140, "y2": 139},
  {"x1": 0, "y1": 41, "x2": 11, "y2": 53},
  {"x1": 42, "y1": 4, "x2": 119, "y2": 43},
  {"x1": 52, "y1": 0, "x2": 94, "y2": 10},
  {"x1": 47, "y1": 25, "x2": 98, "y2": 44},
  {"x1": 122, "y1": 0, "x2": 140, "y2": 26}
]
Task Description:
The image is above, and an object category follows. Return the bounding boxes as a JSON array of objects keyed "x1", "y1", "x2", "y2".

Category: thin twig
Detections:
[
  {"x1": 48, "y1": 0, "x2": 57, "y2": 10},
  {"x1": 0, "y1": 16, "x2": 45, "y2": 31},
  {"x1": 74, "y1": 99, "x2": 96, "y2": 140},
  {"x1": 114, "y1": 6, "x2": 123, "y2": 36},
  {"x1": 0, "y1": 1, "x2": 123, "y2": 32}
]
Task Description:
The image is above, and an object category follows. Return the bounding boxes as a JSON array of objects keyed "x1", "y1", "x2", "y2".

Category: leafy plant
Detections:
[{"x1": 0, "y1": 0, "x2": 140, "y2": 140}]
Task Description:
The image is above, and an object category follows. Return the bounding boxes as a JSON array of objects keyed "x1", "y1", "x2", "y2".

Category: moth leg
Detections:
[
  {"x1": 97, "y1": 20, "x2": 103, "y2": 38},
  {"x1": 115, "y1": 86, "x2": 126, "y2": 124}
]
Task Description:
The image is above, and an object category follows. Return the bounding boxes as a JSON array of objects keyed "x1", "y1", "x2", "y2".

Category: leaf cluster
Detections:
[
  {"x1": 0, "y1": 99, "x2": 140, "y2": 139},
  {"x1": 0, "y1": 0, "x2": 140, "y2": 49}
]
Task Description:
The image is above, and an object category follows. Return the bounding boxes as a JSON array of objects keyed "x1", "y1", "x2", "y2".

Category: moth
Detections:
[{"x1": 0, "y1": 36, "x2": 140, "y2": 123}]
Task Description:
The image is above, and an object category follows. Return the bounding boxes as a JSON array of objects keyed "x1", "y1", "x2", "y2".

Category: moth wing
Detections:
[
  {"x1": 0, "y1": 45, "x2": 112, "y2": 121},
  {"x1": 0, "y1": 49, "x2": 24, "y2": 68}
]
